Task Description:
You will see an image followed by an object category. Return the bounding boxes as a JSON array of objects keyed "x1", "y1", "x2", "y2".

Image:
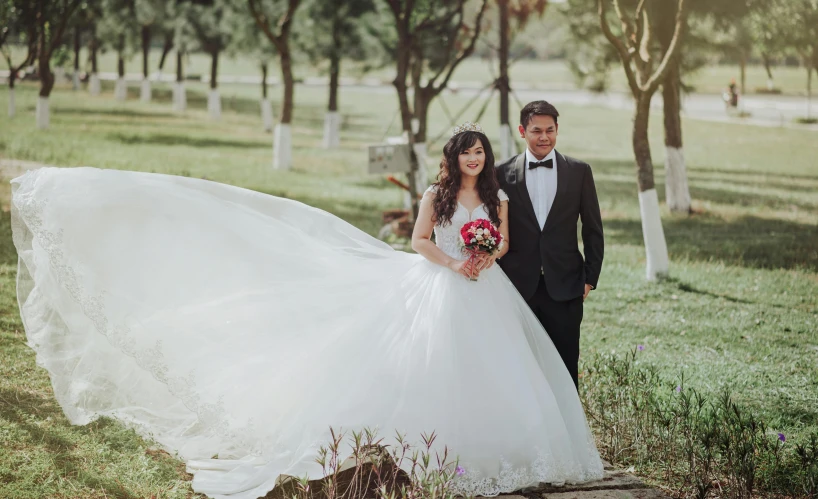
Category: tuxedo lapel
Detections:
[
  {"x1": 511, "y1": 153, "x2": 538, "y2": 227},
  {"x1": 542, "y1": 151, "x2": 570, "y2": 233}
]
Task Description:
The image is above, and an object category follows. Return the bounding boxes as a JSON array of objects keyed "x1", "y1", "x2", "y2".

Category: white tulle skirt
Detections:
[{"x1": 10, "y1": 167, "x2": 603, "y2": 499}]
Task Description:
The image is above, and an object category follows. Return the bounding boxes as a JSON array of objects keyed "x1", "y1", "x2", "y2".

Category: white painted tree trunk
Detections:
[
  {"x1": 72, "y1": 72, "x2": 80, "y2": 91},
  {"x1": 767, "y1": 78, "x2": 774, "y2": 91},
  {"x1": 140, "y1": 79, "x2": 151, "y2": 102},
  {"x1": 114, "y1": 77, "x2": 127, "y2": 101},
  {"x1": 322, "y1": 111, "x2": 341, "y2": 149},
  {"x1": 89, "y1": 73, "x2": 101, "y2": 96},
  {"x1": 273, "y1": 124, "x2": 292, "y2": 170},
  {"x1": 413, "y1": 142, "x2": 429, "y2": 193},
  {"x1": 173, "y1": 82, "x2": 186, "y2": 112},
  {"x1": 664, "y1": 146, "x2": 691, "y2": 213},
  {"x1": 36, "y1": 96, "x2": 50, "y2": 130},
  {"x1": 207, "y1": 89, "x2": 221, "y2": 119},
  {"x1": 638, "y1": 189, "x2": 670, "y2": 281},
  {"x1": 498, "y1": 124, "x2": 515, "y2": 161},
  {"x1": 8, "y1": 88, "x2": 15, "y2": 118},
  {"x1": 261, "y1": 99, "x2": 273, "y2": 132}
]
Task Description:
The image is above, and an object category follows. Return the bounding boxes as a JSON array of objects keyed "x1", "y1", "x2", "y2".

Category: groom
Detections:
[{"x1": 495, "y1": 100, "x2": 604, "y2": 390}]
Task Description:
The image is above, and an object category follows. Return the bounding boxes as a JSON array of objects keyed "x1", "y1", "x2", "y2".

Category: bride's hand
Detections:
[
  {"x1": 448, "y1": 259, "x2": 479, "y2": 279},
  {"x1": 472, "y1": 252, "x2": 499, "y2": 272}
]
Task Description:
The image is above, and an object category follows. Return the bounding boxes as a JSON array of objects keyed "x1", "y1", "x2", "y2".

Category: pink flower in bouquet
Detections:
[
  {"x1": 458, "y1": 219, "x2": 504, "y2": 281},
  {"x1": 459, "y1": 218, "x2": 504, "y2": 255}
]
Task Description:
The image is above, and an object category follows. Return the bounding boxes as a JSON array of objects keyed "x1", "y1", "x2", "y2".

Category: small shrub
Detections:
[{"x1": 581, "y1": 350, "x2": 818, "y2": 498}]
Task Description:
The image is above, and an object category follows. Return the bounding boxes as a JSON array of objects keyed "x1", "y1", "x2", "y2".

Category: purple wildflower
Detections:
[
  {"x1": 675, "y1": 385, "x2": 682, "y2": 393},
  {"x1": 778, "y1": 433, "x2": 786, "y2": 442},
  {"x1": 455, "y1": 465, "x2": 465, "y2": 476},
  {"x1": 637, "y1": 345, "x2": 645, "y2": 351}
]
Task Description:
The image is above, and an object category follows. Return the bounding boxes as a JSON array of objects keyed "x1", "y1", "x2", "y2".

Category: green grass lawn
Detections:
[{"x1": 0, "y1": 80, "x2": 816, "y2": 498}]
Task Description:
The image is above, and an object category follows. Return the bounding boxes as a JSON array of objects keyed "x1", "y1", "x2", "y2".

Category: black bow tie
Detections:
[{"x1": 528, "y1": 158, "x2": 553, "y2": 169}]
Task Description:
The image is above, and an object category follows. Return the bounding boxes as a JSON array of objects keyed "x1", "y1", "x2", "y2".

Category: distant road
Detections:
[{"x1": 3, "y1": 69, "x2": 816, "y2": 131}]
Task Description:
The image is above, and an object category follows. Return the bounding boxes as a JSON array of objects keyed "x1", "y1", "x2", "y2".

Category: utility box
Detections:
[{"x1": 367, "y1": 144, "x2": 412, "y2": 174}]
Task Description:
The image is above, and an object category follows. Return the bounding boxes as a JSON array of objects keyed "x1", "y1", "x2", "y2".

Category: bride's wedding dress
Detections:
[{"x1": 10, "y1": 167, "x2": 603, "y2": 499}]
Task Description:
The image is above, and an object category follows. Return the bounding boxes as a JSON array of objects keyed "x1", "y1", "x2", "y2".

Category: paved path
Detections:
[{"x1": 496, "y1": 461, "x2": 669, "y2": 499}]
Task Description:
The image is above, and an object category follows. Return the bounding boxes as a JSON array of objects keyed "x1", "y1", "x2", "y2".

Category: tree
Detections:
[
  {"x1": 378, "y1": 0, "x2": 488, "y2": 219},
  {"x1": 189, "y1": 0, "x2": 233, "y2": 119},
  {"x1": 598, "y1": 0, "x2": 688, "y2": 280},
  {"x1": 225, "y1": 0, "x2": 277, "y2": 131},
  {"x1": 777, "y1": 0, "x2": 818, "y2": 121},
  {"x1": 34, "y1": 0, "x2": 83, "y2": 129},
  {"x1": 1, "y1": 0, "x2": 37, "y2": 117},
  {"x1": 135, "y1": 0, "x2": 169, "y2": 101},
  {"x1": 295, "y1": 0, "x2": 376, "y2": 148},
  {"x1": 248, "y1": 0, "x2": 303, "y2": 170},
  {"x1": 496, "y1": 0, "x2": 547, "y2": 161},
  {"x1": 98, "y1": 0, "x2": 137, "y2": 102}
]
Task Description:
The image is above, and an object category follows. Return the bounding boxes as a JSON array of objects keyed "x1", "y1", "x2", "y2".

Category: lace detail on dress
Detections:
[
  {"x1": 425, "y1": 186, "x2": 508, "y2": 261},
  {"x1": 11, "y1": 184, "x2": 271, "y2": 457},
  {"x1": 451, "y1": 445, "x2": 604, "y2": 497}
]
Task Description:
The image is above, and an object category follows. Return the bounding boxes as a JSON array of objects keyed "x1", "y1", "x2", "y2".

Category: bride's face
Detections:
[{"x1": 458, "y1": 139, "x2": 486, "y2": 178}]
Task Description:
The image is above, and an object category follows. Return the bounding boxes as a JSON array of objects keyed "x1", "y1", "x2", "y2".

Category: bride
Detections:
[{"x1": 10, "y1": 123, "x2": 603, "y2": 499}]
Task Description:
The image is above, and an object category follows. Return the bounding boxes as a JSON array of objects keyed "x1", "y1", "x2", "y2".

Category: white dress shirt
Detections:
[{"x1": 524, "y1": 148, "x2": 558, "y2": 229}]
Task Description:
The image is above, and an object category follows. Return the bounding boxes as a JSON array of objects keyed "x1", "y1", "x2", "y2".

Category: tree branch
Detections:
[
  {"x1": 598, "y1": 0, "x2": 639, "y2": 97},
  {"x1": 644, "y1": 0, "x2": 688, "y2": 94},
  {"x1": 248, "y1": 0, "x2": 286, "y2": 53},
  {"x1": 432, "y1": 0, "x2": 487, "y2": 96}
]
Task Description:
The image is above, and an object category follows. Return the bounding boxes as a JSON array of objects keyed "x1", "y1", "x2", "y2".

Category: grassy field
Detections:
[
  {"x1": 0, "y1": 80, "x2": 816, "y2": 498},
  {"x1": 3, "y1": 44, "x2": 813, "y2": 97}
]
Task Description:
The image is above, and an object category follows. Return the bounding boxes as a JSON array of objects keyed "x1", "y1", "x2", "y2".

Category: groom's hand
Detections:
[{"x1": 583, "y1": 284, "x2": 593, "y2": 301}]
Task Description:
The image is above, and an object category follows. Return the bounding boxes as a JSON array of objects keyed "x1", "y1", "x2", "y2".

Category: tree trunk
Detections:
[
  {"x1": 323, "y1": 32, "x2": 341, "y2": 149},
  {"x1": 392, "y1": 50, "x2": 421, "y2": 221},
  {"x1": 37, "y1": 30, "x2": 53, "y2": 129},
  {"x1": 115, "y1": 41, "x2": 127, "y2": 101},
  {"x1": 208, "y1": 50, "x2": 221, "y2": 119},
  {"x1": 73, "y1": 27, "x2": 81, "y2": 90},
  {"x1": 497, "y1": 0, "x2": 514, "y2": 160},
  {"x1": 89, "y1": 32, "x2": 100, "y2": 95},
  {"x1": 762, "y1": 52, "x2": 774, "y2": 90},
  {"x1": 173, "y1": 49, "x2": 186, "y2": 112},
  {"x1": 140, "y1": 28, "x2": 152, "y2": 102},
  {"x1": 273, "y1": 42, "x2": 295, "y2": 170},
  {"x1": 261, "y1": 62, "x2": 268, "y2": 99},
  {"x1": 662, "y1": 61, "x2": 691, "y2": 214},
  {"x1": 176, "y1": 49, "x2": 183, "y2": 82},
  {"x1": 8, "y1": 70, "x2": 16, "y2": 117},
  {"x1": 260, "y1": 63, "x2": 272, "y2": 132},
  {"x1": 158, "y1": 32, "x2": 173, "y2": 77},
  {"x1": 634, "y1": 93, "x2": 669, "y2": 281},
  {"x1": 141, "y1": 26, "x2": 150, "y2": 78},
  {"x1": 279, "y1": 45, "x2": 294, "y2": 124}
]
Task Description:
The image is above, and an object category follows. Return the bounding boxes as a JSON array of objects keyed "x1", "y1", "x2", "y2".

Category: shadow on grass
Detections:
[
  {"x1": 689, "y1": 185, "x2": 817, "y2": 212},
  {"x1": 605, "y1": 213, "x2": 818, "y2": 272},
  {"x1": 107, "y1": 131, "x2": 270, "y2": 149},
  {"x1": 57, "y1": 107, "x2": 177, "y2": 120},
  {"x1": 0, "y1": 385, "x2": 139, "y2": 499}
]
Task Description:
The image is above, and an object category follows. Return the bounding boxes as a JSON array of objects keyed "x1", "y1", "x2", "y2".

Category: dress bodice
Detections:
[{"x1": 426, "y1": 186, "x2": 509, "y2": 261}]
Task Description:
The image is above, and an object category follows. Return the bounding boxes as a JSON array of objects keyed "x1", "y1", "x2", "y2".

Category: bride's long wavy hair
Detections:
[{"x1": 432, "y1": 130, "x2": 501, "y2": 227}]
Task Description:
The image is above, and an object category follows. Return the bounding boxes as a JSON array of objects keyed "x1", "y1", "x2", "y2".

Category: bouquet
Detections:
[{"x1": 459, "y1": 219, "x2": 504, "y2": 281}]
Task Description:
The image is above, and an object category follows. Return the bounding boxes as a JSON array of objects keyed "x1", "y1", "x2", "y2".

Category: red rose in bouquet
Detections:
[{"x1": 459, "y1": 219, "x2": 504, "y2": 281}]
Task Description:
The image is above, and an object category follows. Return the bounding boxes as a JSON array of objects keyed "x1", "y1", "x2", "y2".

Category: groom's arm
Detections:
[{"x1": 580, "y1": 163, "x2": 604, "y2": 289}]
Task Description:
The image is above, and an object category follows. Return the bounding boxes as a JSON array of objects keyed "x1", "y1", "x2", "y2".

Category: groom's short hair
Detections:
[{"x1": 520, "y1": 101, "x2": 559, "y2": 129}]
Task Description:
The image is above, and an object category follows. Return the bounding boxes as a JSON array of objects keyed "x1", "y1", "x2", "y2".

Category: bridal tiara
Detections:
[{"x1": 451, "y1": 122, "x2": 484, "y2": 136}]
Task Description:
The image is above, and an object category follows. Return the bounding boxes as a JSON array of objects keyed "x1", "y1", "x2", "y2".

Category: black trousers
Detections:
[{"x1": 525, "y1": 275, "x2": 584, "y2": 390}]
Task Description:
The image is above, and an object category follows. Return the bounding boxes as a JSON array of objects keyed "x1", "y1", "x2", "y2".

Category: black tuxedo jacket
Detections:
[{"x1": 496, "y1": 151, "x2": 604, "y2": 302}]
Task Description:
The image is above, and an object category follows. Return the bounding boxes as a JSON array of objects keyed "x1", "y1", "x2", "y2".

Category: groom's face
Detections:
[{"x1": 518, "y1": 115, "x2": 558, "y2": 159}]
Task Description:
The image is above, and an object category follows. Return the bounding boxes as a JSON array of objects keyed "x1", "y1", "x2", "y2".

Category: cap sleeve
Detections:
[{"x1": 498, "y1": 188, "x2": 509, "y2": 202}]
